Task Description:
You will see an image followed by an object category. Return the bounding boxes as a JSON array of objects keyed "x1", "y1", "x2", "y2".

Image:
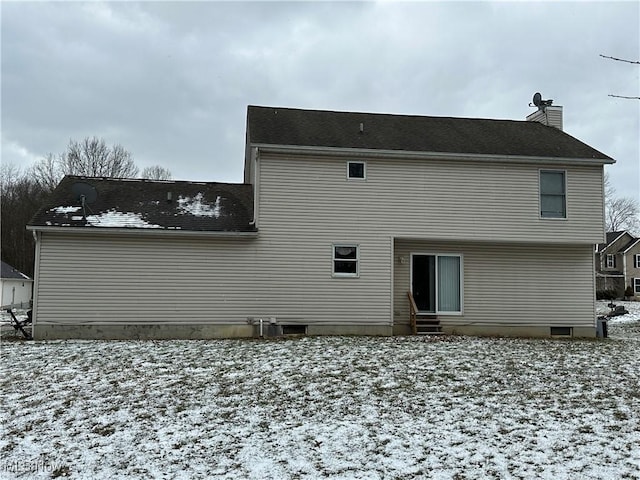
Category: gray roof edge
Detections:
[
  {"x1": 27, "y1": 225, "x2": 259, "y2": 237},
  {"x1": 252, "y1": 143, "x2": 616, "y2": 165}
]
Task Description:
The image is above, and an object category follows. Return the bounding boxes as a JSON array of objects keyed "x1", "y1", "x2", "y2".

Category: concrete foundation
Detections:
[
  {"x1": 34, "y1": 323, "x2": 394, "y2": 340},
  {"x1": 33, "y1": 322, "x2": 596, "y2": 340},
  {"x1": 441, "y1": 324, "x2": 597, "y2": 339},
  {"x1": 34, "y1": 324, "x2": 255, "y2": 340},
  {"x1": 305, "y1": 324, "x2": 393, "y2": 336}
]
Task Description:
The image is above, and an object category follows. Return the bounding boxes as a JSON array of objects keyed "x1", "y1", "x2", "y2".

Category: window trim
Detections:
[
  {"x1": 410, "y1": 252, "x2": 464, "y2": 315},
  {"x1": 606, "y1": 254, "x2": 616, "y2": 269},
  {"x1": 347, "y1": 161, "x2": 366, "y2": 181},
  {"x1": 634, "y1": 254, "x2": 640, "y2": 269},
  {"x1": 539, "y1": 169, "x2": 567, "y2": 219},
  {"x1": 332, "y1": 244, "x2": 359, "y2": 278},
  {"x1": 634, "y1": 278, "x2": 640, "y2": 295}
]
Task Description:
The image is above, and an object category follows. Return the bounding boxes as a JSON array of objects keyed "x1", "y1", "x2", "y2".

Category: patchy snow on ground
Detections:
[
  {"x1": 597, "y1": 299, "x2": 640, "y2": 324},
  {"x1": 1, "y1": 320, "x2": 639, "y2": 479}
]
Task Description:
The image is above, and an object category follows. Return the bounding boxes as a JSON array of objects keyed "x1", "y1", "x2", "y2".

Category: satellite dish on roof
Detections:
[
  {"x1": 71, "y1": 182, "x2": 97, "y2": 204},
  {"x1": 71, "y1": 182, "x2": 97, "y2": 219},
  {"x1": 530, "y1": 92, "x2": 553, "y2": 110},
  {"x1": 532, "y1": 92, "x2": 542, "y2": 107}
]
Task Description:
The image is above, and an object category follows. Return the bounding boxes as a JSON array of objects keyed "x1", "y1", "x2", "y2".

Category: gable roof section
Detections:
[
  {"x1": 28, "y1": 176, "x2": 256, "y2": 234},
  {"x1": 247, "y1": 105, "x2": 613, "y2": 161},
  {"x1": 597, "y1": 231, "x2": 626, "y2": 253},
  {"x1": 1, "y1": 261, "x2": 32, "y2": 281},
  {"x1": 599, "y1": 231, "x2": 637, "y2": 254}
]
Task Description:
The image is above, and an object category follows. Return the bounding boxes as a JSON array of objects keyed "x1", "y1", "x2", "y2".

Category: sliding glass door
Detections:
[{"x1": 411, "y1": 254, "x2": 462, "y2": 313}]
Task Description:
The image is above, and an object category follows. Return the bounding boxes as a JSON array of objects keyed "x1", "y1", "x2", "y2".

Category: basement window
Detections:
[
  {"x1": 347, "y1": 161, "x2": 366, "y2": 180},
  {"x1": 550, "y1": 326, "x2": 572, "y2": 337},
  {"x1": 282, "y1": 325, "x2": 307, "y2": 335}
]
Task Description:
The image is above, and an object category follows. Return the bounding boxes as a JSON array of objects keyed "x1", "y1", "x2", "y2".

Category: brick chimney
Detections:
[{"x1": 526, "y1": 93, "x2": 563, "y2": 130}]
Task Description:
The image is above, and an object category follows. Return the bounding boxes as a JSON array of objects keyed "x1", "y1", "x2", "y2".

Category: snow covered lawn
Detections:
[{"x1": 1, "y1": 305, "x2": 639, "y2": 479}]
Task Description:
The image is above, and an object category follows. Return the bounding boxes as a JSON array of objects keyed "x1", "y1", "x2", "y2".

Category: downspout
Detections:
[
  {"x1": 31, "y1": 230, "x2": 41, "y2": 338},
  {"x1": 251, "y1": 146, "x2": 260, "y2": 229},
  {"x1": 622, "y1": 254, "x2": 627, "y2": 292}
]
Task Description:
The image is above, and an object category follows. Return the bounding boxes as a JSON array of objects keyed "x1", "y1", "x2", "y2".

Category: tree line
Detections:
[{"x1": 1, "y1": 137, "x2": 172, "y2": 277}]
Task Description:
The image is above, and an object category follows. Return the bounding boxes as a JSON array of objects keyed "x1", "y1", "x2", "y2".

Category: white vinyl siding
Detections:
[
  {"x1": 34, "y1": 232, "x2": 392, "y2": 328},
  {"x1": 34, "y1": 234, "x2": 259, "y2": 326},
  {"x1": 257, "y1": 152, "x2": 604, "y2": 244},
  {"x1": 395, "y1": 239, "x2": 596, "y2": 330}
]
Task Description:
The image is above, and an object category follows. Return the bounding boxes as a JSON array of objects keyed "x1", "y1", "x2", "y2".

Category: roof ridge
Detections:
[{"x1": 247, "y1": 104, "x2": 534, "y2": 124}]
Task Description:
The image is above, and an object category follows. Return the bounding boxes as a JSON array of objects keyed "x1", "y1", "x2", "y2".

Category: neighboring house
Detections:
[
  {"x1": 596, "y1": 231, "x2": 640, "y2": 298},
  {"x1": 1, "y1": 261, "x2": 33, "y2": 309},
  {"x1": 27, "y1": 102, "x2": 614, "y2": 340}
]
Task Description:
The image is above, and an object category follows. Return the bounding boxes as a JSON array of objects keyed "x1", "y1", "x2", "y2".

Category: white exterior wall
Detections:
[
  {"x1": 393, "y1": 239, "x2": 596, "y2": 330},
  {"x1": 1, "y1": 279, "x2": 33, "y2": 308},
  {"x1": 33, "y1": 149, "x2": 605, "y2": 335},
  {"x1": 251, "y1": 151, "x2": 603, "y2": 331},
  {"x1": 34, "y1": 233, "x2": 259, "y2": 326},
  {"x1": 256, "y1": 152, "x2": 604, "y2": 244},
  {"x1": 33, "y1": 232, "x2": 392, "y2": 328}
]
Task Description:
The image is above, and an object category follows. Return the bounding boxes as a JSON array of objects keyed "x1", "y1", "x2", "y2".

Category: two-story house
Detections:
[
  {"x1": 27, "y1": 103, "x2": 614, "y2": 339},
  {"x1": 596, "y1": 231, "x2": 640, "y2": 298}
]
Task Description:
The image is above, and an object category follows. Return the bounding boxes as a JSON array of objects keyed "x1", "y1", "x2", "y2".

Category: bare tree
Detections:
[
  {"x1": 1, "y1": 163, "x2": 49, "y2": 277},
  {"x1": 604, "y1": 172, "x2": 639, "y2": 232},
  {"x1": 29, "y1": 137, "x2": 138, "y2": 191},
  {"x1": 141, "y1": 165, "x2": 173, "y2": 180},
  {"x1": 30, "y1": 153, "x2": 63, "y2": 192}
]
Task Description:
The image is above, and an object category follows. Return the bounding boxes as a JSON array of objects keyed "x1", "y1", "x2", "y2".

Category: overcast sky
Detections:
[{"x1": 2, "y1": 1, "x2": 639, "y2": 198}]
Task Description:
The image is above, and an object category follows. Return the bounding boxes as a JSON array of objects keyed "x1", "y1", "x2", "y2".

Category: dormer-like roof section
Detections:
[
  {"x1": 247, "y1": 105, "x2": 613, "y2": 161},
  {"x1": 28, "y1": 176, "x2": 256, "y2": 234}
]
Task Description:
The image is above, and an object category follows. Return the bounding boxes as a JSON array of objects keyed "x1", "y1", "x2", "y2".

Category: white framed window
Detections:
[
  {"x1": 634, "y1": 254, "x2": 640, "y2": 269},
  {"x1": 606, "y1": 254, "x2": 616, "y2": 269},
  {"x1": 540, "y1": 170, "x2": 566, "y2": 219},
  {"x1": 333, "y1": 244, "x2": 359, "y2": 277},
  {"x1": 347, "y1": 161, "x2": 366, "y2": 180},
  {"x1": 411, "y1": 253, "x2": 463, "y2": 314},
  {"x1": 634, "y1": 278, "x2": 640, "y2": 294}
]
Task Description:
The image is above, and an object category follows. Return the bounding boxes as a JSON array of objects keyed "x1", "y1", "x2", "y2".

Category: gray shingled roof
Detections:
[
  {"x1": 28, "y1": 176, "x2": 256, "y2": 233},
  {"x1": 1, "y1": 261, "x2": 31, "y2": 280},
  {"x1": 247, "y1": 105, "x2": 612, "y2": 161}
]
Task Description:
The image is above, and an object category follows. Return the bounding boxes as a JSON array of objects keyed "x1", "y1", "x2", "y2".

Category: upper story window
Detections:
[
  {"x1": 634, "y1": 254, "x2": 640, "y2": 269},
  {"x1": 333, "y1": 244, "x2": 359, "y2": 277},
  {"x1": 347, "y1": 161, "x2": 366, "y2": 180},
  {"x1": 606, "y1": 254, "x2": 616, "y2": 269},
  {"x1": 540, "y1": 170, "x2": 566, "y2": 219},
  {"x1": 634, "y1": 278, "x2": 640, "y2": 294}
]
